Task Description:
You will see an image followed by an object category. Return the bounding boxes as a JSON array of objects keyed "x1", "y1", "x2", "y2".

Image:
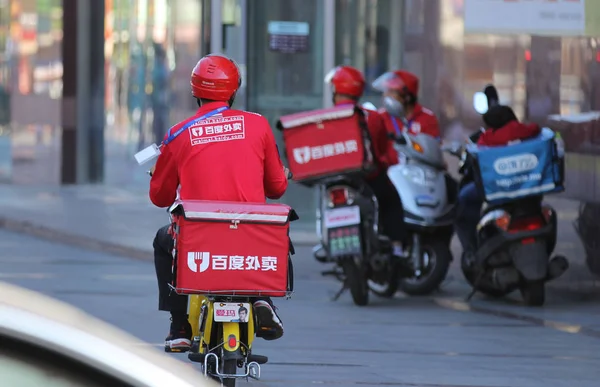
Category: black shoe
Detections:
[
  {"x1": 164, "y1": 318, "x2": 192, "y2": 353},
  {"x1": 253, "y1": 300, "x2": 284, "y2": 341}
]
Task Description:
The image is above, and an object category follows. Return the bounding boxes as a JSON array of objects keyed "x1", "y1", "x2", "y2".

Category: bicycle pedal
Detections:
[
  {"x1": 188, "y1": 352, "x2": 207, "y2": 363},
  {"x1": 164, "y1": 346, "x2": 190, "y2": 353}
]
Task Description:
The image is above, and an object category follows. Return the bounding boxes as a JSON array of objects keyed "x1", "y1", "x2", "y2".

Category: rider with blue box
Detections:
[{"x1": 455, "y1": 104, "x2": 564, "y2": 256}]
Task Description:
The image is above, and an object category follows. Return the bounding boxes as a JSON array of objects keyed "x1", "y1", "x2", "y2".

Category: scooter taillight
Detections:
[
  {"x1": 509, "y1": 216, "x2": 545, "y2": 244},
  {"x1": 509, "y1": 217, "x2": 544, "y2": 232},
  {"x1": 329, "y1": 188, "x2": 349, "y2": 206}
]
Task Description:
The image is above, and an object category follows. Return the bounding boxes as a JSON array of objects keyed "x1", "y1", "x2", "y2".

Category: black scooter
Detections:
[{"x1": 446, "y1": 87, "x2": 569, "y2": 306}]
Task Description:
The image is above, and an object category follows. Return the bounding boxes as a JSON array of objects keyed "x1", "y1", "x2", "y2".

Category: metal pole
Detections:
[
  {"x1": 238, "y1": 0, "x2": 248, "y2": 109},
  {"x1": 389, "y1": 0, "x2": 405, "y2": 69},
  {"x1": 60, "y1": 0, "x2": 105, "y2": 184},
  {"x1": 61, "y1": 0, "x2": 78, "y2": 184},
  {"x1": 88, "y1": 0, "x2": 106, "y2": 182},
  {"x1": 322, "y1": 0, "x2": 335, "y2": 108}
]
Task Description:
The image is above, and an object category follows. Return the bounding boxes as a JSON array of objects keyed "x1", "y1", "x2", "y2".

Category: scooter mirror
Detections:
[
  {"x1": 473, "y1": 92, "x2": 489, "y2": 114},
  {"x1": 362, "y1": 101, "x2": 377, "y2": 110}
]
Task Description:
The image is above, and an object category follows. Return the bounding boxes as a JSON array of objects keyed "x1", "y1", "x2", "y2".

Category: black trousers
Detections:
[
  {"x1": 366, "y1": 172, "x2": 406, "y2": 243},
  {"x1": 154, "y1": 225, "x2": 294, "y2": 313},
  {"x1": 154, "y1": 225, "x2": 188, "y2": 312}
]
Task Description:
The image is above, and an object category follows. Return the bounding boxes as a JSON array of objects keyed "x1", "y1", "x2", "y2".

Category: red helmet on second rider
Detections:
[
  {"x1": 190, "y1": 54, "x2": 242, "y2": 102},
  {"x1": 372, "y1": 70, "x2": 419, "y2": 99},
  {"x1": 324, "y1": 65, "x2": 365, "y2": 98}
]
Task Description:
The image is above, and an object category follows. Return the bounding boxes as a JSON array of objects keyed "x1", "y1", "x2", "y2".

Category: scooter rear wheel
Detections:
[{"x1": 344, "y1": 260, "x2": 369, "y2": 306}]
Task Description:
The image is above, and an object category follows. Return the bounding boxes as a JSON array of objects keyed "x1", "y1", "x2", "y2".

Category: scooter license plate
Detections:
[
  {"x1": 213, "y1": 302, "x2": 251, "y2": 323},
  {"x1": 324, "y1": 206, "x2": 362, "y2": 258},
  {"x1": 327, "y1": 225, "x2": 362, "y2": 257}
]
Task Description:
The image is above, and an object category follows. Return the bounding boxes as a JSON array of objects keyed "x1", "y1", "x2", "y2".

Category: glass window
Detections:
[
  {"x1": 105, "y1": 0, "x2": 208, "y2": 188},
  {"x1": 246, "y1": 0, "x2": 325, "y2": 223},
  {"x1": 334, "y1": 0, "x2": 403, "y2": 101},
  {"x1": 222, "y1": 0, "x2": 247, "y2": 110}
]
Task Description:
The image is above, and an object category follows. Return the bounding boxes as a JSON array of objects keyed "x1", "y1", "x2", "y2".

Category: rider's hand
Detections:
[
  {"x1": 149, "y1": 164, "x2": 156, "y2": 176},
  {"x1": 283, "y1": 166, "x2": 291, "y2": 180}
]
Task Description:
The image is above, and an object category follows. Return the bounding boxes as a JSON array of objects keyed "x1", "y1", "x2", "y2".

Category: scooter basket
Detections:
[
  {"x1": 169, "y1": 200, "x2": 297, "y2": 297},
  {"x1": 276, "y1": 105, "x2": 377, "y2": 187},
  {"x1": 467, "y1": 128, "x2": 564, "y2": 204}
]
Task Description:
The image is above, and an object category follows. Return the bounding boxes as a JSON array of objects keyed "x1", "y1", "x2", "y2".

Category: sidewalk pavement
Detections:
[{"x1": 0, "y1": 183, "x2": 597, "y2": 289}]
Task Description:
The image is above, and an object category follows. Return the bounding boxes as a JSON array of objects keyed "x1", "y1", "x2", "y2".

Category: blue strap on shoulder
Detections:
[{"x1": 163, "y1": 106, "x2": 229, "y2": 146}]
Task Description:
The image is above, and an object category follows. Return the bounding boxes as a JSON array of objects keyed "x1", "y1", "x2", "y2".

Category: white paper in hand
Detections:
[{"x1": 134, "y1": 144, "x2": 161, "y2": 165}]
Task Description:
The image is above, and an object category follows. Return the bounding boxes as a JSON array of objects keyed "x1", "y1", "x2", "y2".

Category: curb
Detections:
[{"x1": 0, "y1": 216, "x2": 319, "y2": 261}]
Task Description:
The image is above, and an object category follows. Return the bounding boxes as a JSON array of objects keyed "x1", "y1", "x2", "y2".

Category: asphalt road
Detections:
[{"x1": 1, "y1": 229, "x2": 599, "y2": 387}]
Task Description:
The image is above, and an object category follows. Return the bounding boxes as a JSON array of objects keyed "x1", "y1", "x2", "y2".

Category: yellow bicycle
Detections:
[
  {"x1": 167, "y1": 199, "x2": 297, "y2": 386},
  {"x1": 186, "y1": 294, "x2": 265, "y2": 386}
]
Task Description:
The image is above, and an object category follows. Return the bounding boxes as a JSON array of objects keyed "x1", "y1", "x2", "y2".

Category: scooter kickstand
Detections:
[
  {"x1": 332, "y1": 282, "x2": 348, "y2": 301},
  {"x1": 465, "y1": 287, "x2": 478, "y2": 302},
  {"x1": 465, "y1": 271, "x2": 484, "y2": 302}
]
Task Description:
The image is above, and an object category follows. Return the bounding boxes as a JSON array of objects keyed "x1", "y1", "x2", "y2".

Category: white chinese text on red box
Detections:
[{"x1": 189, "y1": 115, "x2": 245, "y2": 146}]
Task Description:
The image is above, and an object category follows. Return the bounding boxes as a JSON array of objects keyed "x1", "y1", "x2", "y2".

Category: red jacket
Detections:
[
  {"x1": 477, "y1": 121, "x2": 541, "y2": 147},
  {"x1": 149, "y1": 101, "x2": 288, "y2": 208},
  {"x1": 335, "y1": 100, "x2": 390, "y2": 175},
  {"x1": 379, "y1": 104, "x2": 440, "y2": 165}
]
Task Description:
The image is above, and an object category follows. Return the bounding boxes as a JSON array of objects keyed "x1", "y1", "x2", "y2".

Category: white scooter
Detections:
[{"x1": 371, "y1": 124, "x2": 456, "y2": 296}]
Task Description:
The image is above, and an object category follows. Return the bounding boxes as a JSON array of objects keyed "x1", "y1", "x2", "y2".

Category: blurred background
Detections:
[{"x1": 0, "y1": 0, "x2": 600, "y2": 258}]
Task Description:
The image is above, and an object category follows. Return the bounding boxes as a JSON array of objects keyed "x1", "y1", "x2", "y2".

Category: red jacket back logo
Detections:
[{"x1": 189, "y1": 115, "x2": 246, "y2": 146}]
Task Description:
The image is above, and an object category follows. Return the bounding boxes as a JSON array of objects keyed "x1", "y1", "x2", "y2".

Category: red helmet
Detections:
[
  {"x1": 372, "y1": 70, "x2": 419, "y2": 97},
  {"x1": 190, "y1": 54, "x2": 241, "y2": 101},
  {"x1": 324, "y1": 65, "x2": 365, "y2": 98}
]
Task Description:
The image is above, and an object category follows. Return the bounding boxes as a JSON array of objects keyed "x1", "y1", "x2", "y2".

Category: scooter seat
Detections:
[{"x1": 481, "y1": 195, "x2": 543, "y2": 217}]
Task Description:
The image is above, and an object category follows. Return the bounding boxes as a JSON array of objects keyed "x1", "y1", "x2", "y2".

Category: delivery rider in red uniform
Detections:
[
  {"x1": 149, "y1": 54, "x2": 290, "y2": 352},
  {"x1": 372, "y1": 70, "x2": 441, "y2": 164},
  {"x1": 325, "y1": 65, "x2": 408, "y2": 257}
]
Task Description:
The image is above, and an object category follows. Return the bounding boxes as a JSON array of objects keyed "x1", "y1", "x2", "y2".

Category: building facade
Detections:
[{"x1": 0, "y1": 0, "x2": 599, "y2": 223}]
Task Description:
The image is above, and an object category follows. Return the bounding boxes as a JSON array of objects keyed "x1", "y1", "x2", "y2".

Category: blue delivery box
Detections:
[{"x1": 466, "y1": 127, "x2": 564, "y2": 204}]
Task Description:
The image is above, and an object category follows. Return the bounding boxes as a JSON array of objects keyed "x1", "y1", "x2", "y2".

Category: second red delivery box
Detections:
[{"x1": 276, "y1": 104, "x2": 376, "y2": 185}]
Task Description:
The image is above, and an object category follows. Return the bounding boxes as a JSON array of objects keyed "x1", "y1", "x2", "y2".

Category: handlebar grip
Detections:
[{"x1": 287, "y1": 170, "x2": 294, "y2": 180}]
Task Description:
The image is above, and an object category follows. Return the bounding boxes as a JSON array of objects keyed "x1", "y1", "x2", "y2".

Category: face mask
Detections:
[{"x1": 384, "y1": 96, "x2": 404, "y2": 117}]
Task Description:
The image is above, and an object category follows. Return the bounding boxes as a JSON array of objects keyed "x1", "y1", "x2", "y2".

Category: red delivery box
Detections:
[
  {"x1": 276, "y1": 104, "x2": 376, "y2": 186},
  {"x1": 169, "y1": 200, "x2": 296, "y2": 297}
]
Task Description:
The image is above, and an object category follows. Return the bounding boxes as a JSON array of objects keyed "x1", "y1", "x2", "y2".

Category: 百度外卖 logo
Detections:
[
  {"x1": 293, "y1": 140, "x2": 359, "y2": 165},
  {"x1": 187, "y1": 252, "x2": 279, "y2": 272},
  {"x1": 493, "y1": 153, "x2": 539, "y2": 176}
]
